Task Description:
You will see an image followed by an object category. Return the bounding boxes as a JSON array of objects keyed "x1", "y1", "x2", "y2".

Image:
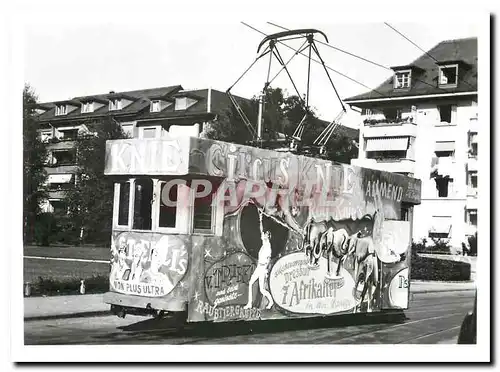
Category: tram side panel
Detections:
[{"x1": 103, "y1": 137, "x2": 420, "y2": 322}]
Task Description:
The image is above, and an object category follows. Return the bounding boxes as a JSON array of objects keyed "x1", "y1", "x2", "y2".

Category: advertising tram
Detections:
[
  {"x1": 102, "y1": 28, "x2": 422, "y2": 324},
  {"x1": 103, "y1": 135, "x2": 421, "y2": 323}
]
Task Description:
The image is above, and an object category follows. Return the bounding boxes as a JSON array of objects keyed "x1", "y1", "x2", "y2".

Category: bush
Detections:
[
  {"x1": 33, "y1": 213, "x2": 58, "y2": 246},
  {"x1": 411, "y1": 238, "x2": 452, "y2": 255},
  {"x1": 27, "y1": 275, "x2": 109, "y2": 296},
  {"x1": 411, "y1": 254, "x2": 471, "y2": 281},
  {"x1": 53, "y1": 215, "x2": 81, "y2": 245}
]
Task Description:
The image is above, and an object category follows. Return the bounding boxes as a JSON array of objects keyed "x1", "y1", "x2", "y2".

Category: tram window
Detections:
[
  {"x1": 193, "y1": 183, "x2": 214, "y2": 232},
  {"x1": 401, "y1": 204, "x2": 410, "y2": 221},
  {"x1": 118, "y1": 182, "x2": 130, "y2": 226},
  {"x1": 159, "y1": 182, "x2": 178, "y2": 228},
  {"x1": 132, "y1": 179, "x2": 153, "y2": 230}
]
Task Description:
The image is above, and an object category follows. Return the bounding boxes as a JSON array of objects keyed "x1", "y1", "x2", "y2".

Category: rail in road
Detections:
[{"x1": 23, "y1": 291, "x2": 474, "y2": 345}]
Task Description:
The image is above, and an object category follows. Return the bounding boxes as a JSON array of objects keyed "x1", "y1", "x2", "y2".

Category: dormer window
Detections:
[
  {"x1": 81, "y1": 102, "x2": 94, "y2": 113},
  {"x1": 439, "y1": 64, "x2": 458, "y2": 87},
  {"x1": 394, "y1": 70, "x2": 411, "y2": 89},
  {"x1": 175, "y1": 97, "x2": 197, "y2": 111},
  {"x1": 55, "y1": 105, "x2": 67, "y2": 116},
  {"x1": 150, "y1": 100, "x2": 162, "y2": 113},
  {"x1": 109, "y1": 99, "x2": 122, "y2": 111}
]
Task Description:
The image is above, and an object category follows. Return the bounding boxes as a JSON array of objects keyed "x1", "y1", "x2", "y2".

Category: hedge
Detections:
[
  {"x1": 411, "y1": 254, "x2": 471, "y2": 281},
  {"x1": 25, "y1": 275, "x2": 109, "y2": 297}
]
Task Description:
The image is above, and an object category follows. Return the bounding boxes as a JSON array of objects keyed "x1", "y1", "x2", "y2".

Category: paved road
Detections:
[{"x1": 24, "y1": 291, "x2": 473, "y2": 345}]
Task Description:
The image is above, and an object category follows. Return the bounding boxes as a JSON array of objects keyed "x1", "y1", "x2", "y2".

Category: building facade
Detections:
[
  {"x1": 33, "y1": 85, "x2": 249, "y2": 213},
  {"x1": 344, "y1": 38, "x2": 478, "y2": 252},
  {"x1": 34, "y1": 85, "x2": 360, "y2": 215}
]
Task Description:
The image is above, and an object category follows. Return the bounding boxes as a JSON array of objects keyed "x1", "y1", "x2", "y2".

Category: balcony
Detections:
[
  {"x1": 47, "y1": 190, "x2": 69, "y2": 200},
  {"x1": 467, "y1": 156, "x2": 478, "y2": 172},
  {"x1": 363, "y1": 121, "x2": 417, "y2": 138},
  {"x1": 45, "y1": 165, "x2": 78, "y2": 174},
  {"x1": 351, "y1": 158, "x2": 415, "y2": 174},
  {"x1": 47, "y1": 140, "x2": 76, "y2": 151}
]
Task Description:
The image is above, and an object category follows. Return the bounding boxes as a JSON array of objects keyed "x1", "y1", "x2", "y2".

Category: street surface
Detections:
[{"x1": 24, "y1": 290, "x2": 473, "y2": 345}]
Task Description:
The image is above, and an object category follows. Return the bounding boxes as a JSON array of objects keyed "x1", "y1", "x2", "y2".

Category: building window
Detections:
[
  {"x1": 439, "y1": 65, "x2": 458, "y2": 87},
  {"x1": 469, "y1": 143, "x2": 478, "y2": 157},
  {"x1": 59, "y1": 129, "x2": 79, "y2": 141},
  {"x1": 435, "y1": 150, "x2": 454, "y2": 158},
  {"x1": 109, "y1": 99, "x2": 122, "y2": 111},
  {"x1": 435, "y1": 177, "x2": 454, "y2": 198},
  {"x1": 366, "y1": 150, "x2": 406, "y2": 160},
  {"x1": 118, "y1": 182, "x2": 130, "y2": 226},
  {"x1": 132, "y1": 179, "x2": 153, "y2": 230},
  {"x1": 81, "y1": 102, "x2": 94, "y2": 113},
  {"x1": 55, "y1": 105, "x2": 67, "y2": 116},
  {"x1": 394, "y1": 70, "x2": 411, "y2": 89},
  {"x1": 49, "y1": 149, "x2": 76, "y2": 166},
  {"x1": 159, "y1": 182, "x2": 178, "y2": 228},
  {"x1": 40, "y1": 131, "x2": 52, "y2": 143},
  {"x1": 175, "y1": 97, "x2": 197, "y2": 111},
  {"x1": 382, "y1": 108, "x2": 402, "y2": 122},
  {"x1": 470, "y1": 173, "x2": 478, "y2": 189},
  {"x1": 150, "y1": 100, "x2": 161, "y2": 113},
  {"x1": 142, "y1": 127, "x2": 157, "y2": 139},
  {"x1": 469, "y1": 211, "x2": 477, "y2": 227},
  {"x1": 51, "y1": 200, "x2": 68, "y2": 215},
  {"x1": 438, "y1": 105, "x2": 453, "y2": 123},
  {"x1": 428, "y1": 215, "x2": 451, "y2": 239}
]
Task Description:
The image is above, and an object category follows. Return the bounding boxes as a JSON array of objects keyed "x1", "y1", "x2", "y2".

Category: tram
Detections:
[
  {"x1": 103, "y1": 135, "x2": 421, "y2": 322},
  {"x1": 102, "y1": 28, "x2": 422, "y2": 323}
]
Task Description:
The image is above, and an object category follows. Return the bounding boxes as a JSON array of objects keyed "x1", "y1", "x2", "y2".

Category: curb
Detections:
[
  {"x1": 24, "y1": 287, "x2": 476, "y2": 321},
  {"x1": 24, "y1": 310, "x2": 111, "y2": 322}
]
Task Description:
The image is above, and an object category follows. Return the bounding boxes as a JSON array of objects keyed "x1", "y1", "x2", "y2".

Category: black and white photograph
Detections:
[{"x1": 3, "y1": 0, "x2": 492, "y2": 364}]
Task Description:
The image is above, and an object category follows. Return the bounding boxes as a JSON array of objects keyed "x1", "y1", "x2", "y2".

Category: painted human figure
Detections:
[
  {"x1": 110, "y1": 235, "x2": 132, "y2": 281},
  {"x1": 130, "y1": 241, "x2": 148, "y2": 283},
  {"x1": 244, "y1": 209, "x2": 274, "y2": 310}
]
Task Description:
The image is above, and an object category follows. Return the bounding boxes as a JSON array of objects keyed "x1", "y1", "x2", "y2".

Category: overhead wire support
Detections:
[
  {"x1": 230, "y1": 23, "x2": 356, "y2": 153},
  {"x1": 272, "y1": 46, "x2": 306, "y2": 107},
  {"x1": 310, "y1": 41, "x2": 346, "y2": 112},
  {"x1": 268, "y1": 39, "x2": 308, "y2": 87},
  {"x1": 240, "y1": 22, "x2": 385, "y2": 96}
]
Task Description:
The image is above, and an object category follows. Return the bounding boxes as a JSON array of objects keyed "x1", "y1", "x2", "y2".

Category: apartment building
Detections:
[
  {"x1": 344, "y1": 38, "x2": 478, "y2": 252},
  {"x1": 33, "y1": 85, "x2": 249, "y2": 214},
  {"x1": 34, "y1": 85, "x2": 360, "y2": 215}
]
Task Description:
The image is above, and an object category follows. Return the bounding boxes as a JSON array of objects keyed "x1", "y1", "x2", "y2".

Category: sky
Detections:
[{"x1": 22, "y1": 14, "x2": 480, "y2": 130}]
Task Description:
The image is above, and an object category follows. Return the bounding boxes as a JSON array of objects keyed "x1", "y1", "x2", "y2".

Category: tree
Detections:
[
  {"x1": 65, "y1": 117, "x2": 127, "y2": 245},
  {"x1": 207, "y1": 87, "x2": 358, "y2": 163},
  {"x1": 23, "y1": 84, "x2": 48, "y2": 243}
]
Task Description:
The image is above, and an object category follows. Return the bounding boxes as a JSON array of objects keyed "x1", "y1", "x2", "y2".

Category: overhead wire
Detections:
[
  {"x1": 383, "y1": 22, "x2": 476, "y2": 90},
  {"x1": 267, "y1": 22, "x2": 452, "y2": 94}
]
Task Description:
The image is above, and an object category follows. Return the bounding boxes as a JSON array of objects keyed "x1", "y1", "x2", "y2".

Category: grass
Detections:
[
  {"x1": 26, "y1": 275, "x2": 110, "y2": 297},
  {"x1": 23, "y1": 257, "x2": 109, "y2": 283},
  {"x1": 24, "y1": 245, "x2": 110, "y2": 261}
]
